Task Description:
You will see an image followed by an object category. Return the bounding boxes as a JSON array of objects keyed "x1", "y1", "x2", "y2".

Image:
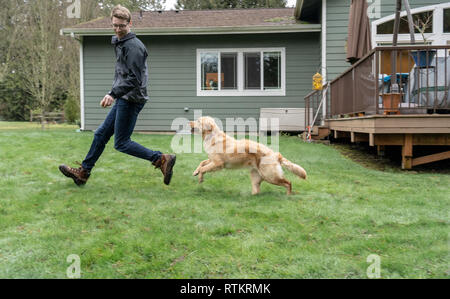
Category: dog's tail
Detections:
[{"x1": 278, "y1": 154, "x2": 307, "y2": 180}]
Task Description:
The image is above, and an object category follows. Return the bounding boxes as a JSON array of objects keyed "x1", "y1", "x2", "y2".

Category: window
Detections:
[
  {"x1": 377, "y1": 11, "x2": 433, "y2": 34},
  {"x1": 444, "y1": 8, "x2": 450, "y2": 33},
  {"x1": 264, "y1": 52, "x2": 281, "y2": 90},
  {"x1": 201, "y1": 53, "x2": 218, "y2": 90},
  {"x1": 244, "y1": 52, "x2": 261, "y2": 89},
  {"x1": 221, "y1": 53, "x2": 237, "y2": 90},
  {"x1": 197, "y1": 48, "x2": 285, "y2": 96},
  {"x1": 372, "y1": 3, "x2": 450, "y2": 47}
]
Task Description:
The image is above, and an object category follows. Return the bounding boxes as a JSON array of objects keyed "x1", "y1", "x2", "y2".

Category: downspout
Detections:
[
  {"x1": 61, "y1": 30, "x2": 84, "y2": 130},
  {"x1": 322, "y1": 0, "x2": 327, "y2": 123},
  {"x1": 321, "y1": 0, "x2": 327, "y2": 83},
  {"x1": 79, "y1": 36, "x2": 85, "y2": 131}
]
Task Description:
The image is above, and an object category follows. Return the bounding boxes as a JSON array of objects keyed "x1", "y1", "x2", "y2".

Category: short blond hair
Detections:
[{"x1": 111, "y1": 5, "x2": 131, "y2": 22}]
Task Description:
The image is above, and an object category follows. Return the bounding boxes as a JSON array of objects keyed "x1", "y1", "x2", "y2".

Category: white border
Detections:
[
  {"x1": 79, "y1": 37, "x2": 85, "y2": 130},
  {"x1": 196, "y1": 47, "x2": 286, "y2": 97},
  {"x1": 371, "y1": 3, "x2": 450, "y2": 47}
]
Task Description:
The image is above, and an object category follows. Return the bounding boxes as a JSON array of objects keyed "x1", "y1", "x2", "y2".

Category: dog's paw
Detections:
[{"x1": 192, "y1": 170, "x2": 199, "y2": 176}]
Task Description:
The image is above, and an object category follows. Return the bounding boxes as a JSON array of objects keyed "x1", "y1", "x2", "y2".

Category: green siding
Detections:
[
  {"x1": 325, "y1": 0, "x2": 350, "y2": 81},
  {"x1": 326, "y1": 0, "x2": 449, "y2": 81},
  {"x1": 83, "y1": 33, "x2": 321, "y2": 131}
]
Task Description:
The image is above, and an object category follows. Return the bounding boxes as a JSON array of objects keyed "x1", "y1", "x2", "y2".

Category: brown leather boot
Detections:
[
  {"x1": 59, "y1": 164, "x2": 90, "y2": 186},
  {"x1": 152, "y1": 154, "x2": 176, "y2": 185}
]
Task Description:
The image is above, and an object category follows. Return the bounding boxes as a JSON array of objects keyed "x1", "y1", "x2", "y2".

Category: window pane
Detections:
[
  {"x1": 244, "y1": 52, "x2": 261, "y2": 89},
  {"x1": 445, "y1": 9, "x2": 450, "y2": 33},
  {"x1": 221, "y1": 53, "x2": 237, "y2": 90},
  {"x1": 263, "y1": 52, "x2": 281, "y2": 89},
  {"x1": 201, "y1": 53, "x2": 218, "y2": 90},
  {"x1": 377, "y1": 11, "x2": 433, "y2": 34}
]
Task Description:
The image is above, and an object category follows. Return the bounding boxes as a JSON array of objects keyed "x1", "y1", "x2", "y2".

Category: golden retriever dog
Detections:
[{"x1": 189, "y1": 116, "x2": 307, "y2": 195}]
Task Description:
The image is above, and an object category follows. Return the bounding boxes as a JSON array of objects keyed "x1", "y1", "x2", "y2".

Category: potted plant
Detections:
[
  {"x1": 410, "y1": 13, "x2": 436, "y2": 68},
  {"x1": 382, "y1": 92, "x2": 402, "y2": 114}
]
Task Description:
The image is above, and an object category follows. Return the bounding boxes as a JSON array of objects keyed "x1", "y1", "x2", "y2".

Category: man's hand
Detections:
[{"x1": 100, "y1": 94, "x2": 115, "y2": 107}]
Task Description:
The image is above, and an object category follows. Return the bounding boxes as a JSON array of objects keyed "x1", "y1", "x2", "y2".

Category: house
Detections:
[
  {"x1": 62, "y1": 8, "x2": 321, "y2": 131},
  {"x1": 299, "y1": 1, "x2": 450, "y2": 169},
  {"x1": 62, "y1": 0, "x2": 450, "y2": 132}
]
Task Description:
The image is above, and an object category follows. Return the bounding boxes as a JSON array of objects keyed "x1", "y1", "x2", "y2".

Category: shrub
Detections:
[
  {"x1": 64, "y1": 95, "x2": 80, "y2": 124},
  {"x1": 0, "y1": 74, "x2": 34, "y2": 121}
]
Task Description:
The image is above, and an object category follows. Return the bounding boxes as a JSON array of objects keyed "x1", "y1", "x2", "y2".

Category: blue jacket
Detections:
[{"x1": 109, "y1": 32, "x2": 149, "y2": 103}]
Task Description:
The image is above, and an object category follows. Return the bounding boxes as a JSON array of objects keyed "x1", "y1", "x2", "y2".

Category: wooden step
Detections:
[
  {"x1": 301, "y1": 126, "x2": 331, "y2": 141},
  {"x1": 312, "y1": 127, "x2": 331, "y2": 140}
]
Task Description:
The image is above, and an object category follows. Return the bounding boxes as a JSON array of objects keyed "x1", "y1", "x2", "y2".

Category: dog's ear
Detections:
[
  {"x1": 201, "y1": 118, "x2": 211, "y2": 132},
  {"x1": 203, "y1": 117, "x2": 217, "y2": 132}
]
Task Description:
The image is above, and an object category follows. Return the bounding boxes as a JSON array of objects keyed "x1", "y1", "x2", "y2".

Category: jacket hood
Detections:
[{"x1": 111, "y1": 32, "x2": 136, "y2": 45}]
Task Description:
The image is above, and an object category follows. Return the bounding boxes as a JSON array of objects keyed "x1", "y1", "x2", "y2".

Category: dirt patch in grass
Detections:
[{"x1": 330, "y1": 141, "x2": 450, "y2": 174}]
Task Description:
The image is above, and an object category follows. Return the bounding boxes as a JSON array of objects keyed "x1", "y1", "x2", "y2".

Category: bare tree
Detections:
[
  {"x1": 17, "y1": 0, "x2": 69, "y2": 127},
  {"x1": 0, "y1": 0, "x2": 26, "y2": 82},
  {"x1": 99, "y1": 0, "x2": 167, "y2": 12},
  {"x1": 1, "y1": 0, "x2": 168, "y2": 123}
]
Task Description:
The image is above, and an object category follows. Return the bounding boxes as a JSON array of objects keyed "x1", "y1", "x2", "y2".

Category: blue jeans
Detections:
[{"x1": 82, "y1": 98, "x2": 162, "y2": 171}]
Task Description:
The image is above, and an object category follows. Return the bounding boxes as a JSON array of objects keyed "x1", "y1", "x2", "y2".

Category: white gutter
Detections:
[{"x1": 61, "y1": 24, "x2": 322, "y2": 36}]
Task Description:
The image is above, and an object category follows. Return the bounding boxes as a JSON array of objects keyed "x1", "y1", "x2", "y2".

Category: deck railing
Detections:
[
  {"x1": 328, "y1": 45, "x2": 450, "y2": 117},
  {"x1": 304, "y1": 82, "x2": 330, "y2": 129}
]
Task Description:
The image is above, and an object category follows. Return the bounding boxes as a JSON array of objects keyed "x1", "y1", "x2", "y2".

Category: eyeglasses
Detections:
[{"x1": 112, "y1": 23, "x2": 129, "y2": 29}]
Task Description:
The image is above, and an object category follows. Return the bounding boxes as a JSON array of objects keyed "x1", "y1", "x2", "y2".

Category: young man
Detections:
[{"x1": 59, "y1": 5, "x2": 176, "y2": 186}]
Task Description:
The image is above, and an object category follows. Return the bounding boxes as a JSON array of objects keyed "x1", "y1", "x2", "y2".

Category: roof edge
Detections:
[
  {"x1": 61, "y1": 24, "x2": 321, "y2": 36},
  {"x1": 294, "y1": 0, "x2": 321, "y2": 23},
  {"x1": 294, "y1": 0, "x2": 304, "y2": 20}
]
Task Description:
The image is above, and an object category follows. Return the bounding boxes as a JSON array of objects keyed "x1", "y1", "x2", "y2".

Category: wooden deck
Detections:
[{"x1": 326, "y1": 114, "x2": 450, "y2": 169}]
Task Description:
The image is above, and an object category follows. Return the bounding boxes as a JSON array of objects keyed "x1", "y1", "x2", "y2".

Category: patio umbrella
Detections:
[{"x1": 346, "y1": 0, "x2": 372, "y2": 64}]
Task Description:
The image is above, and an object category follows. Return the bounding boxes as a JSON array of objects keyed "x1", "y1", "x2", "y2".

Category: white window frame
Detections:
[
  {"x1": 371, "y1": 3, "x2": 450, "y2": 47},
  {"x1": 196, "y1": 47, "x2": 286, "y2": 97}
]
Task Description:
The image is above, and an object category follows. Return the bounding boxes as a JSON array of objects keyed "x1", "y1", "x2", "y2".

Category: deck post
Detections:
[{"x1": 402, "y1": 134, "x2": 413, "y2": 169}]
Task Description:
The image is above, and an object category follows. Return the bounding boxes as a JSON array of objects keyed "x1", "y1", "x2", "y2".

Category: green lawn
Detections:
[{"x1": 0, "y1": 122, "x2": 448, "y2": 278}]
